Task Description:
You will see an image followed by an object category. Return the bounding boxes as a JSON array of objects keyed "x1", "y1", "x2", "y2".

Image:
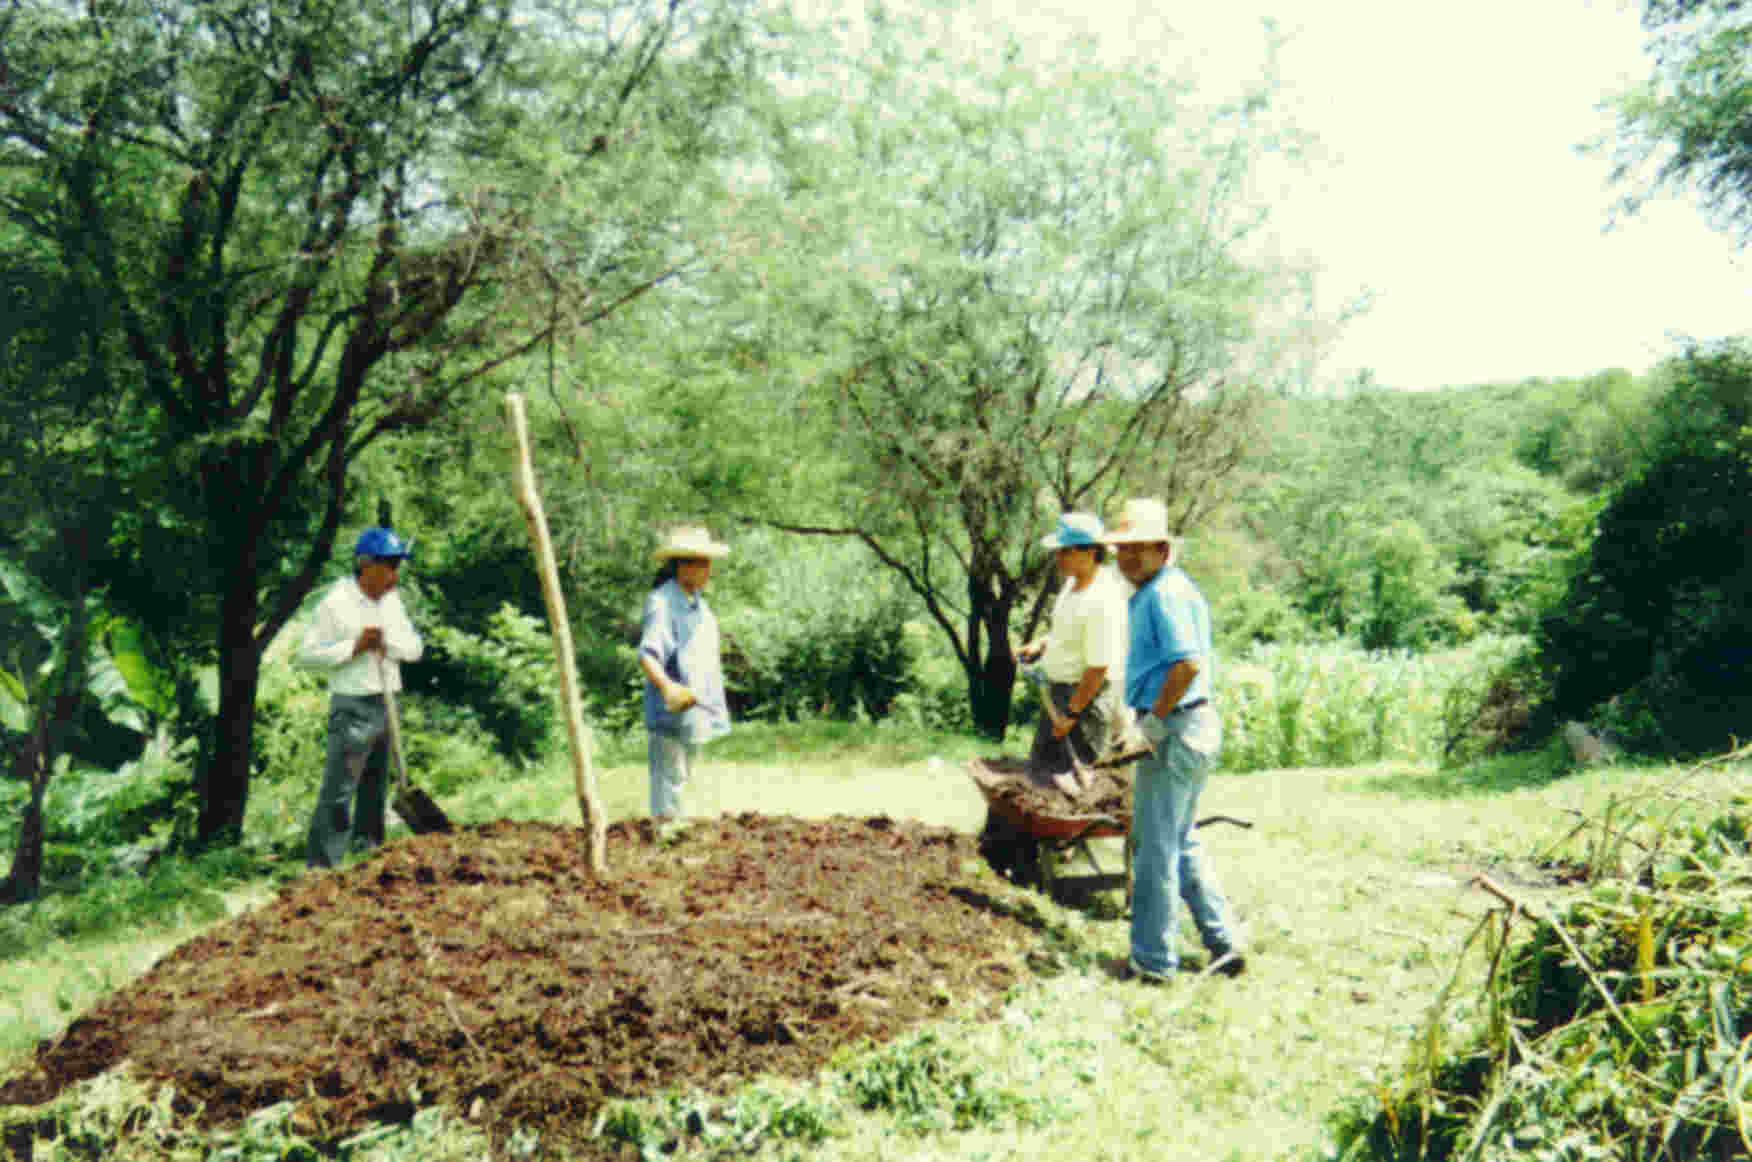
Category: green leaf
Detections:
[
  {"x1": 101, "y1": 620, "x2": 174, "y2": 719},
  {"x1": 0, "y1": 554, "x2": 63, "y2": 640},
  {"x1": 86, "y1": 651, "x2": 149, "y2": 735},
  {"x1": 0, "y1": 666, "x2": 30, "y2": 732}
]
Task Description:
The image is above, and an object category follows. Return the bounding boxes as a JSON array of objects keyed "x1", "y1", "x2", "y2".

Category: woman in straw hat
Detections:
[{"x1": 637, "y1": 525, "x2": 732, "y2": 830}]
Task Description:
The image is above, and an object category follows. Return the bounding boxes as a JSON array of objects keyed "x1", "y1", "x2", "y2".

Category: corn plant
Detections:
[{"x1": 1221, "y1": 637, "x2": 1524, "y2": 772}]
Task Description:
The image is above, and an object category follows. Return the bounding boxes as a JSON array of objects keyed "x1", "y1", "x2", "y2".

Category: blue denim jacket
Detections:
[{"x1": 639, "y1": 579, "x2": 731, "y2": 743}]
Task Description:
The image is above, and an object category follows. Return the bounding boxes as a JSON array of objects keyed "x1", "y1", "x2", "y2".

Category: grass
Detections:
[{"x1": 3, "y1": 723, "x2": 1746, "y2": 1161}]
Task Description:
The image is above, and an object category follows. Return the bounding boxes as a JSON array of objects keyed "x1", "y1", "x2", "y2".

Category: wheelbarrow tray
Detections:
[{"x1": 967, "y1": 758, "x2": 1128, "y2": 841}]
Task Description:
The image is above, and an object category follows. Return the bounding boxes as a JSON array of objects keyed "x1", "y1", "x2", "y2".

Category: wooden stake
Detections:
[{"x1": 504, "y1": 392, "x2": 607, "y2": 875}]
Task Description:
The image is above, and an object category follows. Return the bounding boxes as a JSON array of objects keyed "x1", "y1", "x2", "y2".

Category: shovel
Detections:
[
  {"x1": 1035, "y1": 684, "x2": 1090, "y2": 798},
  {"x1": 378, "y1": 652, "x2": 453, "y2": 835}
]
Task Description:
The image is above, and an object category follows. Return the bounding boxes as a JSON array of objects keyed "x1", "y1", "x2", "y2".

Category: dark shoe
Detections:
[
  {"x1": 1126, "y1": 956, "x2": 1172, "y2": 986},
  {"x1": 1206, "y1": 948, "x2": 1247, "y2": 978}
]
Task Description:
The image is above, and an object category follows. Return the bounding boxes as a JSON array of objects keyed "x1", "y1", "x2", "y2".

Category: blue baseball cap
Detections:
[
  {"x1": 1040, "y1": 512, "x2": 1104, "y2": 550},
  {"x1": 353, "y1": 526, "x2": 414, "y2": 560}
]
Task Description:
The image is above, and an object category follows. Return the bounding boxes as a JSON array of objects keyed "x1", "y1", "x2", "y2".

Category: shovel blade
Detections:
[{"x1": 394, "y1": 785, "x2": 453, "y2": 834}]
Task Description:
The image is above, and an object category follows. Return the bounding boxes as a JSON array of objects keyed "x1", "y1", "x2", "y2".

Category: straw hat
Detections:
[
  {"x1": 1040, "y1": 512, "x2": 1104, "y2": 550},
  {"x1": 1104, "y1": 499, "x2": 1178, "y2": 561},
  {"x1": 652, "y1": 525, "x2": 731, "y2": 563}
]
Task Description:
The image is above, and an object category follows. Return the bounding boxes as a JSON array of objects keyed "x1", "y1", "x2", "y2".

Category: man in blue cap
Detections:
[{"x1": 297, "y1": 526, "x2": 423, "y2": 868}]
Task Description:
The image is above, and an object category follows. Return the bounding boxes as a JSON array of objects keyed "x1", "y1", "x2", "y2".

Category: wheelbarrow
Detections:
[
  {"x1": 967, "y1": 758, "x2": 1254, "y2": 906},
  {"x1": 968, "y1": 759, "x2": 1134, "y2": 903}
]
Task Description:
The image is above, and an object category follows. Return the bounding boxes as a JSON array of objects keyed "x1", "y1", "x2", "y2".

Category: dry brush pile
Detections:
[{"x1": 1329, "y1": 747, "x2": 1752, "y2": 1161}]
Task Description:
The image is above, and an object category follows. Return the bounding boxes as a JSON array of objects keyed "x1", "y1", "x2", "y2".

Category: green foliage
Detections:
[
  {"x1": 1220, "y1": 639, "x2": 1524, "y2": 773},
  {"x1": 1357, "y1": 519, "x2": 1471, "y2": 652},
  {"x1": 0, "y1": 1074, "x2": 500, "y2": 1161},
  {"x1": 1243, "y1": 384, "x2": 1598, "y2": 654},
  {"x1": 587, "y1": 1034, "x2": 1053, "y2": 1159},
  {"x1": 1609, "y1": 1, "x2": 1752, "y2": 244},
  {"x1": 1, "y1": 0, "x2": 776, "y2": 844},
  {"x1": 885, "y1": 624, "x2": 979, "y2": 735},
  {"x1": 722, "y1": 536, "x2": 915, "y2": 722},
  {"x1": 1436, "y1": 639, "x2": 1548, "y2": 768},
  {"x1": 835, "y1": 1032, "x2": 1050, "y2": 1134},
  {"x1": 689, "y1": 10, "x2": 1316, "y2": 739},
  {"x1": 1325, "y1": 762, "x2": 1752, "y2": 1161},
  {"x1": 0, "y1": 846, "x2": 240, "y2": 964},
  {"x1": 595, "y1": 1087, "x2": 841, "y2": 1161},
  {"x1": 250, "y1": 644, "x2": 331, "y2": 789},
  {"x1": 1534, "y1": 341, "x2": 1752, "y2": 756},
  {"x1": 414, "y1": 603, "x2": 560, "y2": 765},
  {"x1": 1511, "y1": 369, "x2": 1660, "y2": 494}
]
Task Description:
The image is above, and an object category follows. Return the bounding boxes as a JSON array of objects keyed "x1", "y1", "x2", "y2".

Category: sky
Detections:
[{"x1": 877, "y1": 0, "x2": 1752, "y2": 391}]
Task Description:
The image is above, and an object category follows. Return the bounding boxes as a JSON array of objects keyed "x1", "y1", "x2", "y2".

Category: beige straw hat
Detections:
[{"x1": 652, "y1": 525, "x2": 731, "y2": 563}]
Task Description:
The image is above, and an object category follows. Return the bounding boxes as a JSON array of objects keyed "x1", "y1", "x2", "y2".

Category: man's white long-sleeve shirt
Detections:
[{"x1": 296, "y1": 577, "x2": 423, "y2": 695}]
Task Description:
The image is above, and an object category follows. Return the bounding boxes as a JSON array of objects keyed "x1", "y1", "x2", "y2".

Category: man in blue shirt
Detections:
[{"x1": 1107, "y1": 499, "x2": 1244, "y2": 983}]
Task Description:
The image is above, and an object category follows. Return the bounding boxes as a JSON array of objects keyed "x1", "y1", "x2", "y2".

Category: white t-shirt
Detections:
[{"x1": 1040, "y1": 568, "x2": 1127, "y2": 687}]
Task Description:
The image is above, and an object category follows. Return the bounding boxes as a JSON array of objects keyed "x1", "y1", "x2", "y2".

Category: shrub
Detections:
[
  {"x1": 719, "y1": 537, "x2": 915, "y2": 722},
  {"x1": 1533, "y1": 341, "x2": 1752, "y2": 757},
  {"x1": 411, "y1": 604, "x2": 560, "y2": 764}
]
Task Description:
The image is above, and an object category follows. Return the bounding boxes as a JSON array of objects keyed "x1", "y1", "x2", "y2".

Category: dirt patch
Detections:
[{"x1": 0, "y1": 814, "x2": 1045, "y2": 1155}]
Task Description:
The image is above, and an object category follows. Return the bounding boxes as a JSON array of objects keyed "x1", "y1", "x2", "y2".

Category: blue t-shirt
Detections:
[
  {"x1": 639, "y1": 579, "x2": 731, "y2": 743},
  {"x1": 1123, "y1": 566, "x2": 1215, "y2": 713}
]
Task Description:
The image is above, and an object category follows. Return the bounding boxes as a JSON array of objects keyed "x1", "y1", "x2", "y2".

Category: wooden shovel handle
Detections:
[{"x1": 376, "y1": 653, "x2": 409, "y2": 795}]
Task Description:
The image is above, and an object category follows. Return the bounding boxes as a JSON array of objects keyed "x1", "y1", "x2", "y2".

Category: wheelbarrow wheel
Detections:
[{"x1": 977, "y1": 811, "x2": 1043, "y2": 886}]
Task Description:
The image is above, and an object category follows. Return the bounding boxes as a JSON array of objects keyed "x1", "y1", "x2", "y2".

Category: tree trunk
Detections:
[
  {"x1": 1, "y1": 749, "x2": 49, "y2": 906},
  {"x1": 964, "y1": 572, "x2": 1018, "y2": 740},
  {"x1": 1, "y1": 597, "x2": 89, "y2": 905},
  {"x1": 197, "y1": 574, "x2": 264, "y2": 847}
]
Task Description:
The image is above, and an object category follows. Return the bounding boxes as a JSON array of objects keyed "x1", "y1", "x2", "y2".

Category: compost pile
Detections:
[
  {"x1": 0, "y1": 815, "x2": 1044, "y2": 1156},
  {"x1": 1328, "y1": 772, "x2": 1752, "y2": 1161}
]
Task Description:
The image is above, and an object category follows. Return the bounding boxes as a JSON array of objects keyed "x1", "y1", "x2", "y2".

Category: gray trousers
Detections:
[
  {"x1": 1024, "y1": 680, "x2": 1116, "y2": 784},
  {"x1": 306, "y1": 693, "x2": 390, "y2": 869}
]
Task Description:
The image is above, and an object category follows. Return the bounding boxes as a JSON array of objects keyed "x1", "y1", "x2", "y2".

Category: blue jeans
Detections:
[
  {"x1": 647, "y1": 730, "x2": 700, "y2": 818},
  {"x1": 1130, "y1": 707, "x2": 1237, "y2": 974}
]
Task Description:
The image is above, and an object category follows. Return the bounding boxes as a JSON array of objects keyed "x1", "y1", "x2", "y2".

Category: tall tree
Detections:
[
  {"x1": 0, "y1": 239, "x2": 163, "y2": 900},
  {"x1": 0, "y1": 0, "x2": 761, "y2": 844},
  {"x1": 1610, "y1": 0, "x2": 1752, "y2": 243},
  {"x1": 716, "y1": 20, "x2": 1320, "y2": 736}
]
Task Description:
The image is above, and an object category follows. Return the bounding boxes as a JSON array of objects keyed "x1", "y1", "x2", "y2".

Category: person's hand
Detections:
[
  {"x1": 354, "y1": 626, "x2": 385, "y2": 656},
  {"x1": 662, "y1": 683, "x2": 697, "y2": 713},
  {"x1": 1051, "y1": 711, "x2": 1076, "y2": 740},
  {"x1": 1138, "y1": 712, "x2": 1170, "y2": 746},
  {"x1": 1016, "y1": 641, "x2": 1043, "y2": 664}
]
